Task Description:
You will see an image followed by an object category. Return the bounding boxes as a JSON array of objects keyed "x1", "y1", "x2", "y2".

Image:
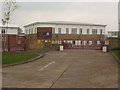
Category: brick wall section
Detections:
[
  {"x1": 52, "y1": 34, "x2": 105, "y2": 41},
  {"x1": 26, "y1": 34, "x2": 44, "y2": 50},
  {"x1": 26, "y1": 34, "x2": 61, "y2": 51},
  {"x1": 2, "y1": 34, "x2": 8, "y2": 51},
  {"x1": 44, "y1": 42, "x2": 61, "y2": 51},
  {"x1": 109, "y1": 39, "x2": 119, "y2": 49},
  {"x1": 25, "y1": 34, "x2": 106, "y2": 51}
]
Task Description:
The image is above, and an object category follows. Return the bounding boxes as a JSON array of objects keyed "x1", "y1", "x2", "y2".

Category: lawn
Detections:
[
  {"x1": 112, "y1": 50, "x2": 120, "y2": 59},
  {"x1": 2, "y1": 52, "x2": 39, "y2": 65}
]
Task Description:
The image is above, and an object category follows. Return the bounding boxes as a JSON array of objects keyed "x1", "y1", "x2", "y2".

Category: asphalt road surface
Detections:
[{"x1": 2, "y1": 50, "x2": 118, "y2": 88}]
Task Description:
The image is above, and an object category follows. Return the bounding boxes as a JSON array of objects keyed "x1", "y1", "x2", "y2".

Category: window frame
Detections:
[
  {"x1": 79, "y1": 28, "x2": 82, "y2": 34},
  {"x1": 71, "y1": 28, "x2": 77, "y2": 34},
  {"x1": 1, "y1": 29, "x2": 6, "y2": 34},
  {"x1": 58, "y1": 28, "x2": 61, "y2": 34},
  {"x1": 29, "y1": 29, "x2": 30, "y2": 34},
  {"x1": 87, "y1": 29, "x2": 89, "y2": 34},
  {"x1": 52, "y1": 28, "x2": 55, "y2": 34},
  {"x1": 66, "y1": 28, "x2": 69, "y2": 34},
  {"x1": 26, "y1": 29, "x2": 28, "y2": 34},
  {"x1": 31, "y1": 28, "x2": 33, "y2": 34},
  {"x1": 92, "y1": 29, "x2": 97, "y2": 34},
  {"x1": 100, "y1": 29, "x2": 103, "y2": 34}
]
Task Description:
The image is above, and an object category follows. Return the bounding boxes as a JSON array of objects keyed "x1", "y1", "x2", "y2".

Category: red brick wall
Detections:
[{"x1": 2, "y1": 34, "x2": 9, "y2": 51}]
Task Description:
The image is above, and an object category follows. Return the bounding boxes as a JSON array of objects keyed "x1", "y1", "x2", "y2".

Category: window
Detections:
[
  {"x1": 1, "y1": 29, "x2": 6, "y2": 34},
  {"x1": 58, "y1": 28, "x2": 61, "y2": 34},
  {"x1": 26, "y1": 29, "x2": 28, "y2": 34},
  {"x1": 92, "y1": 29, "x2": 97, "y2": 34},
  {"x1": 72, "y1": 28, "x2": 77, "y2": 34},
  {"x1": 100, "y1": 29, "x2": 103, "y2": 34},
  {"x1": 87, "y1": 29, "x2": 89, "y2": 34},
  {"x1": 31, "y1": 28, "x2": 33, "y2": 34},
  {"x1": 112, "y1": 32, "x2": 118, "y2": 36},
  {"x1": 29, "y1": 29, "x2": 30, "y2": 34},
  {"x1": 35, "y1": 28, "x2": 37, "y2": 33},
  {"x1": 66, "y1": 28, "x2": 69, "y2": 34},
  {"x1": 52, "y1": 28, "x2": 55, "y2": 33},
  {"x1": 79, "y1": 28, "x2": 82, "y2": 34}
]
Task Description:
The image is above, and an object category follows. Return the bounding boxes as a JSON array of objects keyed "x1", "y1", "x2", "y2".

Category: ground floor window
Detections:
[{"x1": 65, "y1": 40, "x2": 101, "y2": 46}]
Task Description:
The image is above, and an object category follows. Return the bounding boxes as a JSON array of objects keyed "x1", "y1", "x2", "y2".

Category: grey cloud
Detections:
[{"x1": 7, "y1": 2, "x2": 118, "y2": 31}]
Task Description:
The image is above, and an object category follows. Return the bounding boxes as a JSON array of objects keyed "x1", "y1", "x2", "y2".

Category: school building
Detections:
[{"x1": 24, "y1": 21, "x2": 107, "y2": 50}]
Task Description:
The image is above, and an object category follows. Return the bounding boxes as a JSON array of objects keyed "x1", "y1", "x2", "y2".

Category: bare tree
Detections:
[
  {"x1": 1, "y1": 0, "x2": 17, "y2": 51},
  {"x1": 2, "y1": 0, "x2": 17, "y2": 26}
]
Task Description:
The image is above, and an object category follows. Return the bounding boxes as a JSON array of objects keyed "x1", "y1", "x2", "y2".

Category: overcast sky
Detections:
[{"x1": 0, "y1": 2, "x2": 119, "y2": 32}]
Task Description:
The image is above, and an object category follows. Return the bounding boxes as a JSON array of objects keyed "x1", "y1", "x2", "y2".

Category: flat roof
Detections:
[
  {"x1": 108, "y1": 31, "x2": 119, "y2": 32},
  {"x1": 0, "y1": 24, "x2": 19, "y2": 28},
  {"x1": 24, "y1": 21, "x2": 107, "y2": 27}
]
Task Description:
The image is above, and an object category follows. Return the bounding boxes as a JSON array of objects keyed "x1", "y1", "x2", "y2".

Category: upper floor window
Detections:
[
  {"x1": 31, "y1": 28, "x2": 33, "y2": 34},
  {"x1": 71, "y1": 28, "x2": 77, "y2": 34},
  {"x1": 111, "y1": 32, "x2": 118, "y2": 36},
  {"x1": 79, "y1": 28, "x2": 82, "y2": 34},
  {"x1": 1, "y1": 29, "x2": 6, "y2": 34},
  {"x1": 29, "y1": 29, "x2": 30, "y2": 34},
  {"x1": 52, "y1": 28, "x2": 55, "y2": 33},
  {"x1": 58, "y1": 28, "x2": 61, "y2": 34},
  {"x1": 66, "y1": 28, "x2": 69, "y2": 34},
  {"x1": 87, "y1": 29, "x2": 89, "y2": 34},
  {"x1": 35, "y1": 28, "x2": 37, "y2": 33},
  {"x1": 100, "y1": 29, "x2": 103, "y2": 34},
  {"x1": 92, "y1": 29, "x2": 97, "y2": 34},
  {"x1": 26, "y1": 29, "x2": 28, "y2": 34}
]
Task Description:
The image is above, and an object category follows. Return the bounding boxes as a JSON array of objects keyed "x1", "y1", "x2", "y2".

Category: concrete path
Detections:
[{"x1": 2, "y1": 50, "x2": 118, "y2": 88}]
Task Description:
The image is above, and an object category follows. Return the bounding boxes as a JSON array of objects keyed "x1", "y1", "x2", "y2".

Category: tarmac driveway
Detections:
[{"x1": 2, "y1": 50, "x2": 118, "y2": 88}]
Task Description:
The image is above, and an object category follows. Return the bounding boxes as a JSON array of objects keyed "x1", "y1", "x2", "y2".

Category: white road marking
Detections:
[{"x1": 39, "y1": 61, "x2": 55, "y2": 71}]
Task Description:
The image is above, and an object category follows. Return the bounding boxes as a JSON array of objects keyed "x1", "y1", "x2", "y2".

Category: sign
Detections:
[
  {"x1": 58, "y1": 40, "x2": 62, "y2": 44},
  {"x1": 48, "y1": 40, "x2": 51, "y2": 42},
  {"x1": 37, "y1": 40, "x2": 41, "y2": 44},
  {"x1": 37, "y1": 27, "x2": 52, "y2": 39},
  {"x1": 55, "y1": 40, "x2": 58, "y2": 44},
  {"x1": 52, "y1": 40, "x2": 55, "y2": 44}
]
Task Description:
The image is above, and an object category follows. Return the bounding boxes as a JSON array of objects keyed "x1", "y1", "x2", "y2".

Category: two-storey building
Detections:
[{"x1": 24, "y1": 21, "x2": 107, "y2": 50}]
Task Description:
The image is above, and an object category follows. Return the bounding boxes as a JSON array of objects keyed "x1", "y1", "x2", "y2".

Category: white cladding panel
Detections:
[
  {"x1": 0, "y1": 27, "x2": 18, "y2": 34},
  {"x1": 25, "y1": 24, "x2": 105, "y2": 35}
]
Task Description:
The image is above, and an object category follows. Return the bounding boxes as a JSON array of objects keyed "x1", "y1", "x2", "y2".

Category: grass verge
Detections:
[
  {"x1": 112, "y1": 49, "x2": 120, "y2": 59},
  {"x1": 2, "y1": 52, "x2": 39, "y2": 65}
]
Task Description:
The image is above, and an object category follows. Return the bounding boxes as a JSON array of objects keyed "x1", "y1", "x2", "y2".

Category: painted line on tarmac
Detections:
[
  {"x1": 49, "y1": 62, "x2": 73, "y2": 88},
  {"x1": 38, "y1": 61, "x2": 55, "y2": 71}
]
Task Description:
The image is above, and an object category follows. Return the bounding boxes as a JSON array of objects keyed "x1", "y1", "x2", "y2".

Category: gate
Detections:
[
  {"x1": 63, "y1": 39, "x2": 105, "y2": 50},
  {"x1": 8, "y1": 35, "x2": 26, "y2": 52}
]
